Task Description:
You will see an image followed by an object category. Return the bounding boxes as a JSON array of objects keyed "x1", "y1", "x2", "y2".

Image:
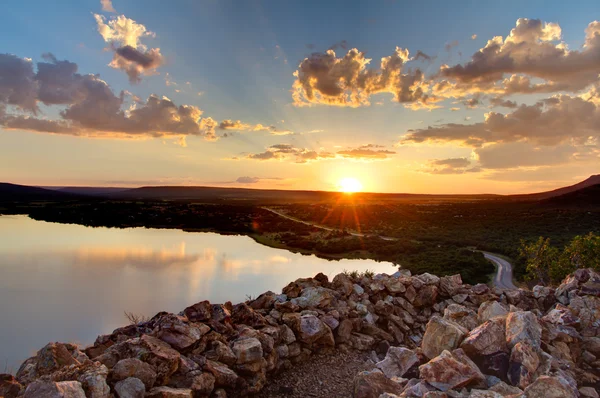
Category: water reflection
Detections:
[{"x1": 0, "y1": 215, "x2": 395, "y2": 371}]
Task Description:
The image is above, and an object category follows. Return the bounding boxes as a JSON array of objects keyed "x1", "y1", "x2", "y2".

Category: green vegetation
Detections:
[{"x1": 519, "y1": 233, "x2": 600, "y2": 285}]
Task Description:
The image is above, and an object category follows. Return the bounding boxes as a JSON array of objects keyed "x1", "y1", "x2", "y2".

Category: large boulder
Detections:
[
  {"x1": 0, "y1": 374, "x2": 24, "y2": 398},
  {"x1": 150, "y1": 314, "x2": 209, "y2": 351},
  {"x1": 505, "y1": 311, "x2": 542, "y2": 349},
  {"x1": 95, "y1": 335, "x2": 180, "y2": 385},
  {"x1": 291, "y1": 314, "x2": 334, "y2": 346},
  {"x1": 375, "y1": 347, "x2": 419, "y2": 378},
  {"x1": 440, "y1": 274, "x2": 463, "y2": 296},
  {"x1": 17, "y1": 342, "x2": 82, "y2": 384},
  {"x1": 508, "y1": 342, "x2": 539, "y2": 389},
  {"x1": 290, "y1": 287, "x2": 336, "y2": 309},
  {"x1": 24, "y1": 380, "x2": 86, "y2": 398},
  {"x1": 444, "y1": 304, "x2": 479, "y2": 331},
  {"x1": 114, "y1": 377, "x2": 145, "y2": 398},
  {"x1": 332, "y1": 273, "x2": 354, "y2": 296},
  {"x1": 413, "y1": 285, "x2": 439, "y2": 308},
  {"x1": 522, "y1": 375, "x2": 579, "y2": 397},
  {"x1": 460, "y1": 317, "x2": 508, "y2": 378},
  {"x1": 231, "y1": 338, "x2": 263, "y2": 364},
  {"x1": 422, "y1": 316, "x2": 468, "y2": 359},
  {"x1": 478, "y1": 301, "x2": 508, "y2": 323},
  {"x1": 419, "y1": 349, "x2": 485, "y2": 392},
  {"x1": 383, "y1": 277, "x2": 406, "y2": 294},
  {"x1": 111, "y1": 358, "x2": 157, "y2": 390},
  {"x1": 352, "y1": 369, "x2": 404, "y2": 398}
]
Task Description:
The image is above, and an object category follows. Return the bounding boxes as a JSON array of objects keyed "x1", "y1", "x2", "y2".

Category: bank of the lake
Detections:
[{"x1": 0, "y1": 215, "x2": 396, "y2": 372}]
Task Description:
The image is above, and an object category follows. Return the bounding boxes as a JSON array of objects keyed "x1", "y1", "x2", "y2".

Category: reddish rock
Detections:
[
  {"x1": 0, "y1": 374, "x2": 23, "y2": 398},
  {"x1": 111, "y1": 358, "x2": 157, "y2": 390},
  {"x1": 422, "y1": 316, "x2": 467, "y2": 359},
  {"x1": 353, "y1": 369, "x2": 404, "y2": 398},
  {"x1": 419, "y1": 349, "x2": 485, "y2": 392}
]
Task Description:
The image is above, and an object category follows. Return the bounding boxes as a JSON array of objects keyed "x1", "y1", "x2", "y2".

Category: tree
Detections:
[{"x1": 519, "y1": 237, "x2": 559, "y2": 285}]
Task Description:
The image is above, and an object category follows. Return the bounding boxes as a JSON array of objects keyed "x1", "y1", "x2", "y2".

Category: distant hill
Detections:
[
  {"x1": 52, "y1": 186, "x2": 130, "y2": 196},
  {"x1": 511, "y1": 174, "x2": 600, "y2": 201},
  {"x1": 539, "y1": 184, "x2": 600, "y2": 208},
  {"x1": 0, "y1": 183, "x2": 80, "y2": 201}
]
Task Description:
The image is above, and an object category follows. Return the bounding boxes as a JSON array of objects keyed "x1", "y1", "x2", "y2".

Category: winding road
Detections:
[
  {"x1": 482, "y1": 252, "x2": 517, "y2": 289},
  {"x1": 262, "y1": 207, "x2": 517, "y2": 289}
]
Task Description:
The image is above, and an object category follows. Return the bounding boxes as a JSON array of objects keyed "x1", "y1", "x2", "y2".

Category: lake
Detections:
[{"x1": 0, "y1": 215, "x2": 396, "y2": 371}]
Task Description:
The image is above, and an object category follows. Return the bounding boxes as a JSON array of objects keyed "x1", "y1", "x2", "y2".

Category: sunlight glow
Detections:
[{"x1": 338, "y1": 177, "x2": 363, "y2": 193}]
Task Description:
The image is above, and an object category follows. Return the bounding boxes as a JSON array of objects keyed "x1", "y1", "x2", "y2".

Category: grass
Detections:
[{"x1": 124, "y1": 311, "x2": 150, "y2": 325}]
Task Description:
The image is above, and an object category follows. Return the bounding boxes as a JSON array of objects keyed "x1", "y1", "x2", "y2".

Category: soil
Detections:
[{"x1": 255, "y1": 350, "x2": 373, "y2": 398}]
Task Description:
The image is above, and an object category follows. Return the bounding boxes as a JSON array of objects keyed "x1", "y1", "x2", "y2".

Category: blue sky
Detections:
[{"x1": 0, "y1": 0, "x2": 599, "y2": 193}]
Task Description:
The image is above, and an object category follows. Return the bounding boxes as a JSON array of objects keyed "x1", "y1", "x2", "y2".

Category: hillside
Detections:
[
  {"x1": 0, "y1": 183, "x2": 79, "y2": 201},
  {"x1": 540, "y1": 183, "x2": 600, "y2": 207},
  {"x1": 512, "y1": 174, "x2": 600, "y2": 201}
]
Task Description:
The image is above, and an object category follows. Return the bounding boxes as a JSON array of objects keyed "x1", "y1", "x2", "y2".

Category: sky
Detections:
[{"x1": 0, "y1": 0, "x2": 599, "y2": 194}]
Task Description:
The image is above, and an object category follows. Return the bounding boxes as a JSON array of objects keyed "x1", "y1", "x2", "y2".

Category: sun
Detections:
[{"x1": 338, "y1": 177, "x2": 363, "y2": 193}]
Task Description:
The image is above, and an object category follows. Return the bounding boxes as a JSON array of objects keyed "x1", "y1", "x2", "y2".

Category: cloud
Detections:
[
  {"x1": 292, "y1": 47, "x2": 439, "y2": 108},
  {"x1": 471, "y1": 34, "x2": 477, "y2": 40},
  {"x1": 424, "y1": 157, "x2": 480, "y2": 174},
  {"x1": 234, "y1": 176, "x2": 283, "y2": 184},
  {"x1": 337, "y1": 144, "x2": 396, "y2": 159},
  {"x1": 244, "y1": 144, "x2": 334, "y2": 163},
  {"x1": 94, "y1": 14, "x2": 163, "y2": 83},
  {"x1": 242, "y1": 143, "x2": 395, "y2": 163},
  {"x1": 216, "y1": 120, "x2": 294, "y2": 135},
  {"x1": 445, "y1": 40, "x2": 459, "y2": 51},
  {"x1": 439, "y1": 18, "x2": 600, "y2": 96},
  {"x1": 489, "y1": 97, "x2": 518, "y2": 108},
  {"x1": 0, "y1": 53, "x2": 235, "y2": 141},
  {"x1": 100, "y1": 0, "x2": 116, "y2": 13},
  {"x1": 400, "y1": 94, "x2": 600, "y2": 147}
]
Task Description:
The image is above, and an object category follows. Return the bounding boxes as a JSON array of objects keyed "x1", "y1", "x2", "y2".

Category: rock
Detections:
[
  {"x1": 231, "y1": 338, "x2": 263, "y2": 364},
  {"x1": 468, "y1": 390, "x2": 503, "y2": 398},
  {"x1": 422, "y1": 316, "x2": 468, "y2": 359},
  {"x1": 444, "y1": 304, "x2": 479, "y2": 331},
  {"x1": 440, "y1": 274, "x2": 463, "y2": 296},
  {"x1": 375, "y1": 347, "x2": 418, "y2": 378},
  {"x1": 568, "y1": 295, "x2": 600, "y2": 332},
  {"x1": 75, "y1": 361, "x2": 110, "y2": 398},
  {"x1": 0, "y1": 374, "x2": 23, "y2": 398},
  {"x1": 403, "y1": 380, "x2": 438, "y2": 396},
  {"x1": 522, "y1": 375, "x2": 578, "y2": 397},
  {"x1": 24, "y1": 380, "x2": 86, "y2": 398},
  {"x1": 489, "y1": 381, "x2": 523, "y2": 395},
  {"x1": 337, "y1": 319, "x2": 354, "y2": 343},
  {"x1": 249, "y1": 291, "x2": 277, "y2": 310},
  {"x1": 204, "y1": 360, "x2": 238, "y2": 386},
  {"x1": 353, "y1": 369, "x2": 404, "y2": 398},
  {"x1": 96, "y1": 335, "x2": 180, "y2": 386},
  {"x1": 111, "y1": 358, "x2": 157, "y2": 390},
  {"x1": 151, "y1": 314, "x2": 210, "y2": 351},
  {"x1": 332, "y1": 273, "x2": 354, "y2": 296},
  {"x1": 17, "y1": 342, "x2": 81, "y2": 383},
  {"x1": 349, "y1": 333, "x2": 376, "y2": 351},
  {"x1": 580, "y1": 387, "x2": 600, "y2": 398},
  {"x1": 294, "y1": 315, "x2": 334, "y2": 346},
  {"x1": 414, "y1": 285, "x2": 439, "y2": 308},
  {"x1": 416, "y1": 273, "x2": 441, "y2": 286},
  {"x1": 182, "y1": 301, "x2": 212, "y2": 322},
  {"x1": 384, "y1": 278, "x2": 406, "y2": 294},
  {"x1": 114, "y1": 377, "x2": 145, "y2": 398},
  {"x1": 190, "y1": 372, "x2": 215, "y2": 396},
  {"x1": 290, "y1": 287, "x2": 336, "y2": 309},
  {"x1": 204, "y1": 341, "x2": 236, "y2": 367},
  {"x1": 583, "y1": 336, "x2": 600, "y2": 357},
  {"x1": 478, "y1": 301, "x2": 508, "y2": 323},
  {"x1": 460, "y1": 317, "x2": 508, "y2": 378},
  {"x1": 461, "y1": 317, "x2": 507, "y2": 357},
  {"x1": 231, "y1": 303, "x2": 268, "y2": 328},
  {"x1": 280, "y1": 324, "x2": 296, "y2": 344},
  {"x1": 507, "y1": 342, "x2": 539, "y2": 389},
  {"x1": 419, "y1": 349, "x2": 485, "y2": 392},
  {"x1": 505, "y1": 311, "x2": 542, "y2": 349},
  {"x1": 542, "y1": 304, "x2": 580, "y2": 327},
  {"x1": 145, "y1": 386, "x2": 193, "y2": 397}
]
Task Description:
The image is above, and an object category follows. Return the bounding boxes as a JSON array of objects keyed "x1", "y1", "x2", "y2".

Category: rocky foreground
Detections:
[{"x1": 2, "y1": 268, "x2": 600, "y2": 398}]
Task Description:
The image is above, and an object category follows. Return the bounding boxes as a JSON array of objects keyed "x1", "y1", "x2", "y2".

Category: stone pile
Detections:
[{"x1": 1, "y1": 268, "x2": 599, "y2": 397}]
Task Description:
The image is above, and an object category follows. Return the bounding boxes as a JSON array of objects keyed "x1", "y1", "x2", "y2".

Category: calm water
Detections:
[{"x1": 0, "y1": 215, "x2": 395, "y2": 371}]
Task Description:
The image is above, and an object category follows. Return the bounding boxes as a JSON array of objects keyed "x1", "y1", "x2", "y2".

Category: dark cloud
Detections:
[
  {"x1": 94, "y1": 14, "x2": 164, "y2": 83},
  {"x1": 337, "y1": 144, "x2": 396, "y2": 159},
  {"x1": 424, "y1": 157, "x2": 479, "y2": 174},
  {"x1": 489, "y1": 97, "x2": 518, "y2": 108}
]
